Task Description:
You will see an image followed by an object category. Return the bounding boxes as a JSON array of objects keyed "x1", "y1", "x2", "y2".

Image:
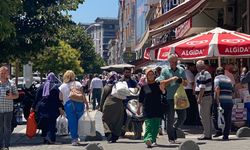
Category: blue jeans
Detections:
[
  {"x1": 64, "y1": 100, "x2": 84, "y2": 141},
  {"x1": 0, "y1": 112, "x2": 13, "y2": 148}
]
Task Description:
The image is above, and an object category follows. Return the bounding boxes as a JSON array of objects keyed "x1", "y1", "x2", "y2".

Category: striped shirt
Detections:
[
  {"x1": 195, "y1": 70, "x2": 212, "y2": 93},
  {"x1": 214, "y1": 75, "x2": 233, "y2": 104},
  {"x1": 0, "y1": 80, "x2": 18, "y2": 112}
]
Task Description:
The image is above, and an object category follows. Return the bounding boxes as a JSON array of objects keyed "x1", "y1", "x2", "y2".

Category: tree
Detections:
[
  {"x1": 32, "y1": 41, "x2": 83, "y2": 75},
  {"x1": 0, "y1": 0, "x2": 85, "y2": 63},
  {"x1": 58, "y1": 24, "x2": 106, "y2": 74},
  {"x1": 0, "y1": 0, "x2": 21, "y2": 41}
]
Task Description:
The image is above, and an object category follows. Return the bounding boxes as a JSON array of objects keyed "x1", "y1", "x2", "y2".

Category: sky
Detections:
[{"x1": 69, "y1": 0, "x2": 119, "y2": 24}]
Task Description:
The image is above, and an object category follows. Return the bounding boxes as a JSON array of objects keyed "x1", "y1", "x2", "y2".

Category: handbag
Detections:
[
  {"x1": 78, "y1": 111, "x2": 96, "y2": 136},
  {"x1": 26, "y1": 112, "x2": 37, "y2": 139},
  {"x1": 69, "y1": 81, "x2": 84, "y2": 102},
  {"x1": 174, "y1": 84, "x2": 190, "y2": 110}
]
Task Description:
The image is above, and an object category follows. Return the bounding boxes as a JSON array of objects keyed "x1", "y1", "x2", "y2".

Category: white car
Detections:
[{"x1": 11, "y1": 76, "x2": 46, "y2": 89}]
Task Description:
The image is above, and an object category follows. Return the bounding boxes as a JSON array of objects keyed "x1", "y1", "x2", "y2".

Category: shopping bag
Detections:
[
  {"x1": 26, "y1": 112, "x2": 37, "y2": 139},
  {"x1": 56, "y1": 115, "x2": 69, "y2": 136},
  {"x1": 111, "y1": 81, "x2": 130, "y2": 99},
  {"x1": 78, "y1": 111, "x2": 96, "y2": 136},
  {"x1": 217, "y1": 106, "x2": 225, "y2": 131},
  {"x1": 174, "y1": 84, "x2": 190, "y2": 109}
]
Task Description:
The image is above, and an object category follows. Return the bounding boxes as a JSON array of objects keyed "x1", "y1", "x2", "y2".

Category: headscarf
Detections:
[
  {"x1": 138, "y1": 76, "x2": 146, "y2": 87},
  {"x1": 145, "y1": 69, "x2": 155, "y2": 84},
  {"x1": 107, "y1": 71, "x2": 118, "y2": 85},
  {"x1": 42, "y1": 72, "x2": 61, "y2": 97}
]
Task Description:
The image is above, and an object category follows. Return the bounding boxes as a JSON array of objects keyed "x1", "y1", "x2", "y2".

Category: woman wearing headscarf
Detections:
[
  {"x1": 100, "y1": 71, "x2": 123, "y2": 143},
  {"x1": 58, "y1": 70, "x2": 89, "y2": 146},
  {"x1": 137, "y1": 69, "x2": 163, "y2": 148},
  {"x1": 31, "y1": 72, "x2": 63, "y2": 144}
]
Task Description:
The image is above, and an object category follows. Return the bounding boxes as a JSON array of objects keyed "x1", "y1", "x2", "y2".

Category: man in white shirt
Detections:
[
  {"x1": 195, "y1": 60, "x2": 213, "y2": 140},
  {"x1": 183, "y1": 63, "x2": 200, "y2": 125},
  {"x1": 90, "y1": 74, "x2": 103, "y2": 110}
]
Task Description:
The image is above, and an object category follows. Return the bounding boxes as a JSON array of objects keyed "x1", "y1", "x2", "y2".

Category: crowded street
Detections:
[{"x1": 1, "y1": 0, "x2": 250, "y2": 150}]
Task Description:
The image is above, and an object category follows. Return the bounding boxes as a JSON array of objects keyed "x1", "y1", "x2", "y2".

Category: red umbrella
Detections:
[{"x1": 157, "y1": 27, "x2": 250, "y2": 64}]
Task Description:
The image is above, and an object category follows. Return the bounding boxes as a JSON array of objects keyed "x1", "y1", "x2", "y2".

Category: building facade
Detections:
[
  {"x1": 85, "y1": 17, "x2": 119, "y2": 63},
  {"x1": 107, "y1": 39, "x2": 119, "y2": 64},
  {"x1": 118, "y1": 0, "x2": 137, "y2": 63},
  {"x1": 115, "y1": 0, "x2": 250, "y2": 66}
]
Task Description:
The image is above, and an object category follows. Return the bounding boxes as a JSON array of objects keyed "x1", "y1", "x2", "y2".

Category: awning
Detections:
[
  {"x1": 149, "y1": 0, "x2": 208, "y2": 37},
  {"x1": 143, "y1": 34, "x2": 197, "y2": 60}
]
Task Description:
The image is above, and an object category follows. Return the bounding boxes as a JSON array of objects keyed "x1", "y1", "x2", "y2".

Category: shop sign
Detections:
[{"x1": 175, "y1": 19, "x2": 192, "y2": 39}]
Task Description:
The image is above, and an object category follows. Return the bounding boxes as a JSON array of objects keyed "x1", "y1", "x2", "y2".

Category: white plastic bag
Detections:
[
  {"x1": 217, "y1": 106, "x2": 225, "y2": 131},
  {"x1": 111, "y1": 81, "x2": 130, "y2": 99},
  {"x1": 78, "y1": 111, "x2": 96, "y2": 136},
  {"x1": 56, "y1": 115, "x2": 68, "y2": 136}
]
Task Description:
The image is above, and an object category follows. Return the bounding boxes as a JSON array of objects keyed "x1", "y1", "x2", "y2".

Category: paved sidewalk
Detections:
[{"x1": 10, "y1": 111, "x2": 250, "y2": 150}]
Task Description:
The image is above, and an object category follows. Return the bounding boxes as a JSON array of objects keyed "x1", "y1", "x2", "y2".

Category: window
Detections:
[
  {"x1": 104, "y1": 31, "x2": 116, "y2": 36},
  {"x1": 103, "y1": 38, "x2": 111, "y2": 44},
  {"x1": 172, "y1": 0, "x2": 179, "y2": 5},
  {"x1": 103, "y1": 24, "x2": 115, "y2": 29}
]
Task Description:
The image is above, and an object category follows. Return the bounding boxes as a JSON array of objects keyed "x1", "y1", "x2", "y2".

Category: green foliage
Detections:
[
  {"x1": 0, "y1": 0, "x2": 85, "y2": 63},
  {"x1": 0, "y1": 0, "x2": 106, "y2": 74},
  {"x1": 0, "y1": 0, "x2": 21, "y2": 41},
  {"x1": 33, "y1": 41, "x2": 83, "y2": 75},
  {"x1": 58, "y1": 24, "x2": 106, "y2": 74}
]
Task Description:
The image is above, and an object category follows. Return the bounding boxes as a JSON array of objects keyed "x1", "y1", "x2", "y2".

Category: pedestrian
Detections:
[
  {"x1": 0, "y1": 66, "x2": 19, "y2": 150},
  {"x1": 214, "y1": 67, "x2": 234, "y2": 140},
  {"x1": 58, "y1": 70, "x2": 89, "y2": 146},
  {"x1": 183, "y1": 63, "x2": 200, "y2": 125},
  {"x1": 89, "y1": 74, "x2": 103, "y2": 110},
  {"x1": 240, "y1": 67, "x2": 250, "y2": 126},
  {"x1": 120, "y1": 67, "x2": 141, "y2": 139},
  {"x1": 156, "y1": 53, "x2": 187, "y2": 144},
  {"x1": 81, "y1": 75, "x2": 88, "y2": 94},
  {"x1": 31, "y1": 72, "x2": 63, "y2": 144},
  {"x1": 195, "y1": 60, "x2": 213, "y2": 140},
  {"x1": 137, "y1": 69, "x2": 163, "y2": 148},
  {"x1": 87, "y1": 74, "x2": 93, "y2": 104},
  {"x1": 100, "y1": 71, "x2": 124, "y2": 143}
]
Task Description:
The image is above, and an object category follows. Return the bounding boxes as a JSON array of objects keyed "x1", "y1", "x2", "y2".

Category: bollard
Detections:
[
  {"x1": 178, "y1": 140, "x2": 199, "y2": 150},
  {"x1": 236, "y1": 127, "x2": 250, "y2": 138},
  {"x1": 85, "y1": 143, "x2": 104, "y2": 150}
]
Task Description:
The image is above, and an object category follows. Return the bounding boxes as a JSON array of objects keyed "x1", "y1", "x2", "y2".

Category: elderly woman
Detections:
[
  {"x1": 100, "y1": 72, "x2": 124, "y2": 143},
  {"x1": 58, "y1": 70, "x2": 89, "y2": 146},
  {"x1": 31, "y1": 72, "x2": 62, "y2": 144},
  {"x1": 137, "y1": 69, "x2": 163, "y2": 148}
]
